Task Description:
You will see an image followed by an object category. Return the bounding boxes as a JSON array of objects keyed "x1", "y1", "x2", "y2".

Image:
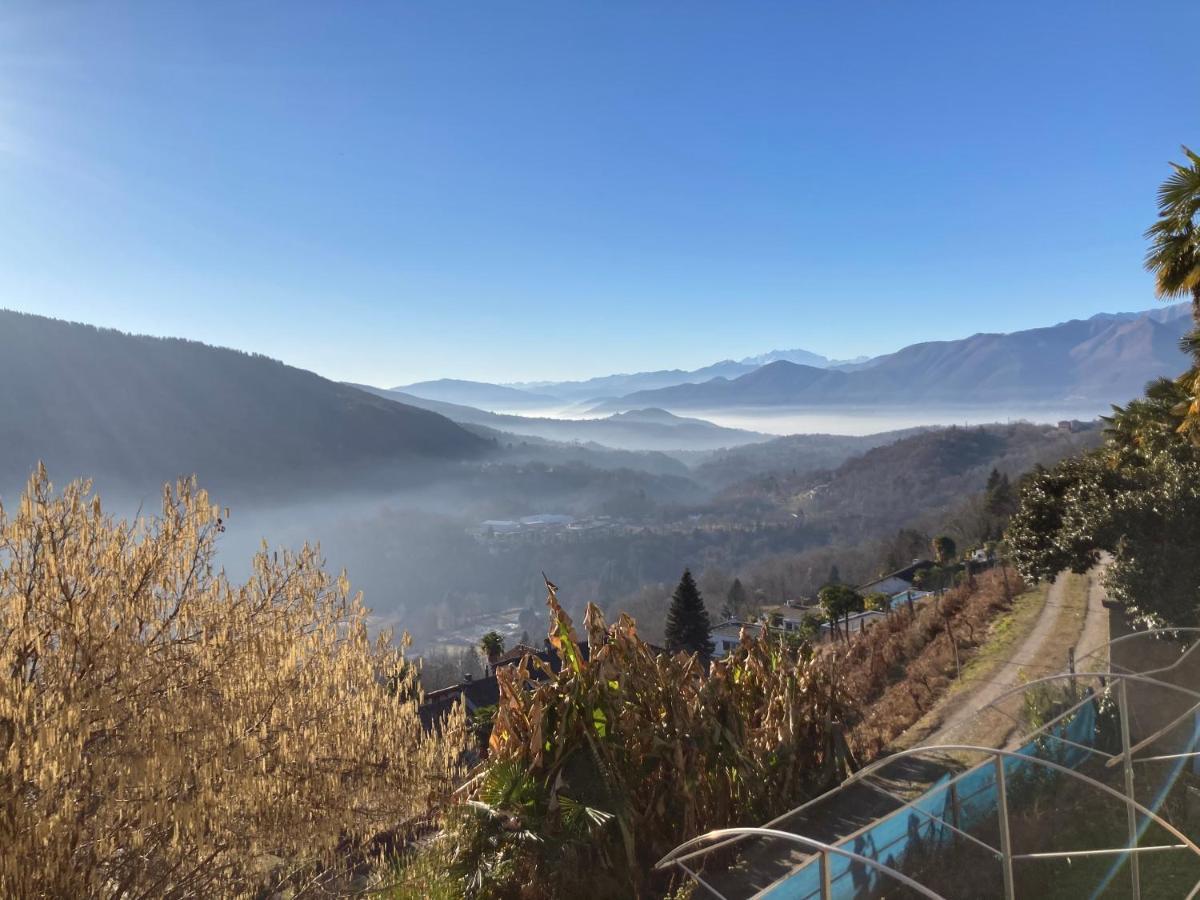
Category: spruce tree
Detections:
[
  {"x1": 664, "y1": 569, "x2": 715, "y2": 656},
  {"x1": 725, "y1": 577, "x2": 748, "y2": 619},
  {"x1": 985, "y1": 470, "x2": 1016, "y2": 518}
]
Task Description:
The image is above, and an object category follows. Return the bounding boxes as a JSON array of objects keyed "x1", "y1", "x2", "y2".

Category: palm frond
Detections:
[
  {"x1": 557, "y1": 794, "x2": 615, "y2": 835},
  {"x1": 1145, "y1": 148, "x2": 1200, "y2": 303}
]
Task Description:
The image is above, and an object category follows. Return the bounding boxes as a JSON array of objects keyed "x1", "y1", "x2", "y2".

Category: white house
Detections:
[
  {"x1": 758, "y1": 604, "x2": 819, "y2": 634},
  {"x1": 710, "y1": 620, "x2": 763, "y2": 658},
  {"x1": 819, "y1": 609, "x2": 887, "y2": 642}
]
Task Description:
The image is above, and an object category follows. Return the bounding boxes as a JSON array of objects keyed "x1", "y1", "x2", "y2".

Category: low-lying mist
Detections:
[
  {"x1": 3, "y1": 412, "x2": 1101, "y2": 667},
  {"x1": 689, "y1": 404, "x2": 1109, "y2": 436}
]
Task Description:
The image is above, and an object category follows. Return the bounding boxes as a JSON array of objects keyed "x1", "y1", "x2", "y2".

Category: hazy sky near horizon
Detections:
[{"x1": 2, "y1": 2, "x2": 1197, "y2": 386}]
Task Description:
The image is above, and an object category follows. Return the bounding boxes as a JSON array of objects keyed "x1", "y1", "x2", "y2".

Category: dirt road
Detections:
[
  {"x1": 709, "y1": 569, "x2": 1116, "y2": 897},
  {"x1": 913, "y1": 565, "x2": 1109, "y2": 751}
]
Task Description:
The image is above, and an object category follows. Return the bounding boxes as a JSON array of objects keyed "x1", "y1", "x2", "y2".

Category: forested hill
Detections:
[
  {"x1": 719, "y1": 422, "x2": 1105, "y2": 540},
  {"x1": 694, "y1": 428, "x2": 929, "y2": 488},
  {"x1": 0, "y1": 311, "x2": 488, "y2": 498},
  {"x1": 356, "y1": 384, "x2": 769, "y2": 452}
]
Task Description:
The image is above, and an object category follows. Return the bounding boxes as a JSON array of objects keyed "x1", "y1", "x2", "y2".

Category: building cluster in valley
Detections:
[
  {"x1": 420, "y1": 555, "x2": 998, "y2": 728},
  {"x1": 467, "y1": 511, "x2": 810, "y2": 544},
  {"x1": 468, "y1": 513, "x2": 636, "y2": 542},
  {"x1": 710, "y1": 559, "x2": 939, "y2": 658}
]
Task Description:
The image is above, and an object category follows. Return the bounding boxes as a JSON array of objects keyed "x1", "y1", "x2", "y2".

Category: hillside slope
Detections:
[
  {"x1": 391, "y1": 378, "x2": 560, "y2": 411},
  {"x1": 718, "y1": 422, "x2": 1104, "y2": 539},
  {"x1": 694, "y1": 428, "x2": 929, "y2": 487},
  {"x1": 0, "y1": 311, "x2": 487, "y2": 496}
]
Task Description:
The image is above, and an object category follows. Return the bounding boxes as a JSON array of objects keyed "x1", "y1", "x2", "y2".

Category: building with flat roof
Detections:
[
  {"x1": 758, "y1": 603, "x2": 820, "y2": 634},
  {"x1": 710, "y1": 620, "x2": 764, "y2": 658},
  {"x1": 818, "y1": 609, "x2": 887, "y2": 642},
  {"x1": 858, "y1": 559, "x2": 934, "y2": 596}
]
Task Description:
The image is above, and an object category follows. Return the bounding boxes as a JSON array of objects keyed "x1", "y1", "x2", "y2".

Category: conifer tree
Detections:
[
  {"x1": 725, "y1": 577, "x2": 748, "y2": 619},
  {"x1": 664, "y1": 568, "x2": 715, "y2": 656},
  {"x1": 985, "y1": 468, "x2": 1016, "y2": 518}
]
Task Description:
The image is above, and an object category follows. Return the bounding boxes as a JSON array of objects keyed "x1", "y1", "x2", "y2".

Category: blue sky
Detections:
[{"x1": 1, "y1": 2, "x2": 1197, "y2": 385}]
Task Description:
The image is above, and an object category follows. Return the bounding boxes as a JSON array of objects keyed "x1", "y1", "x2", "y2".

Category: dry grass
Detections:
[
  {"x1": 932, "y1": 572, "x2": 1091, "y2": 755},
  {"x1": 892, "y1": 581, "x2": 1051, "y2": 750},
  {"x1": 837, "y1": 568, "x2": 1026, "y2": 761}
]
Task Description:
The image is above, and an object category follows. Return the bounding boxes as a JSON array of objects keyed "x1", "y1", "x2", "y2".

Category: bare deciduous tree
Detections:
[{"x1": 0, "y1": 468, "x2": 466, "y2": 898}]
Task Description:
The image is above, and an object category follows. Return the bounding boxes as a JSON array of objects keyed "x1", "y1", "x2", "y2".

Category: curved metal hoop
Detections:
[
  {"x1": 956, "y1": 670, "x2": 1200, "y2": 770},
  {"x1": 655, "y1": 826, "x2": 948, "y2": 899},
  {"x1": 661, "y1": 634, "x2": 1200, "y2": 898},
  {"x1": 835, "y1": 744, "x2": 1200, "y2": 861},
  {"x1": 968, "y1": 669, "x2": 1200, "y2": 719},
  {"x1": 1074, "y1": 626, "x2": 1200, "y2": 676},
  {"x1": 660, "y1": 740, "x2": 1200, "y2": 898}
]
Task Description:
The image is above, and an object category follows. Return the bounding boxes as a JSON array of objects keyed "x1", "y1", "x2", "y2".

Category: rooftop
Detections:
[{"x1": 858, "y1": 559, "x2": 934, "y2": 590}]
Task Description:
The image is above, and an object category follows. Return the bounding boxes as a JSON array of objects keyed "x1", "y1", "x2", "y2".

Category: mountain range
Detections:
[
  {"x1": 393, "y1": 305, "x2": 1191, "y2": 414},
  {"x1": 388, "y1": 378, "x2": 562, "y2": 411},
  {"x1": 402, "y1": 350, "x2": 873, "y2": 411},
  {"x1": 4, "y1": 303, "x2": 1190, "y2": 503},
  {"x1": 736, "y1": 348, "x2": 871, "y2": 368},
  {"x1": 586, "y1": 305, "x2": 1191, "y2": 413},
  {"x1": 403, "y1": 360, "x2": 757, "y2": 409}
]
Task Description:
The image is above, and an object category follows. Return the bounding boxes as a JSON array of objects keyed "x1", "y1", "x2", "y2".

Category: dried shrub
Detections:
[
  {"x1": 0, "y1": 469, "x2": 467, "y2": 898},
  {"x1": 452, "y1": 585, "x2": 846, "y2": 898},
  {"x1": 839, "y1": 567, "x2": 1023, "y2": 759}
]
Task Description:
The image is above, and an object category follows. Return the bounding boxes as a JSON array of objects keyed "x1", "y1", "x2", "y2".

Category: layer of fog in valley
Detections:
[
  {"x1": 406, "y1": 403, "x2": 1113, "y2": 435},
  {"x1": 683, "y1": 404, "x2": 1109, "y2": 436},
  {"x1": 131, "y1": 410, "x2": 1103, "y2": 679},
  {"x1": 0, "y1": 304, "x2": 1130, "y2": 677}
]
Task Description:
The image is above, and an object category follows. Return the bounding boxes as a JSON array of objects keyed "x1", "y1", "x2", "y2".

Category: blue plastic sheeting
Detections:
[{"x1": 761, "y1": 699, "x2": 1099, "y2": 899}]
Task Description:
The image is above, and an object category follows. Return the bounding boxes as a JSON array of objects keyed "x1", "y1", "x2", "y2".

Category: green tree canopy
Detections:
[
  {"x1": 818, "y1": 583, "x2": 863, "y2": 640},
  {"x1": 985, "y1": 469, "x2": 1017, "y2": 519},
  {"x1": 1006, "y1": 450, "x2": 1200, "y2": 627},
  {"x1": 1006, "y1": 149, "x2": 1200, "y2": 627},
  {"x1": 1143, "y1": 145, "x2": 1200, "y2": 443},
  {"x1": 726, "y1": 577, "x2": 749, "y2": 619},
  {"x1": 931, "y1": 535, "x2": 957, "y2": 566},
  {"x1": 480, "y1": 630, "x2": 505, "y2": 664},
  {"x1": 664, "y1": 569, "x2": 715, "y2": 656},
  {"x1": 863, "y1": 592, "x2": 891, "y2": 614},
  {"x1": 1145, "y1": 145, "x2": 1200, "y2": 332}
]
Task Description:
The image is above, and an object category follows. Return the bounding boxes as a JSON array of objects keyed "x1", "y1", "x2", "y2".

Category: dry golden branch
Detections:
[{"x1": 0, "y1": 467, "x2": 466, "y2": 898}]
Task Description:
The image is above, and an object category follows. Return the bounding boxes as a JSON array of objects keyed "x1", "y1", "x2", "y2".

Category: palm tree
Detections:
[
  {"x1": 479, "y1": 631, "x2": 505, "y2": 672},
  {"x1": 1145, "y1": 145, "x2": 1200, "y2": 334},
  {"x1": 1102, "y1": 377, "x2": 1190, "y2": 462},
  {"x1": 818, "y1": 583, "x2": 863, "y2": 641},
  {"x1": 1144, "y1": 146, "x2": 1200, "y2": 441},
  {"x1": 931, "y1": 535, "x2": 957, "y2": 566}
]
